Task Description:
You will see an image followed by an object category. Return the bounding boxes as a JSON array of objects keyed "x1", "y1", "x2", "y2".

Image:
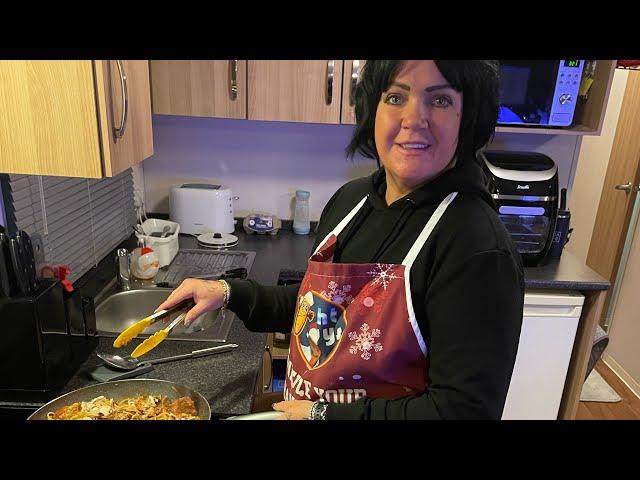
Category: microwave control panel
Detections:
[{"x1": 549, "y1": 60, "x2": 585, "y2": 126}]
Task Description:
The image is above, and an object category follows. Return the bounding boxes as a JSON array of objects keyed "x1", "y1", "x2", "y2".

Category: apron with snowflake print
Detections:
[{"x1": 283, "y1": 192, "x2": 458, "y2": 403}]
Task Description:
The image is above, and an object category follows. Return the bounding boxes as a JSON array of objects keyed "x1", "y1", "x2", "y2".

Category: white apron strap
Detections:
[
  {"x1": 402, "y1": 191, "x2": 458, "y2": 356},
  {"x1": 312, "y1": 196, "x2": 368, "y2": 256}
]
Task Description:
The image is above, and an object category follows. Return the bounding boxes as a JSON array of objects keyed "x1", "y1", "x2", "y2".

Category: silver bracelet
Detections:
[
  {"x1": 218, "y1": 279, "x2": 230, "y2": 310},
  {"x1": 309, "y1": 399, "x2": 328, "y2": 421}
]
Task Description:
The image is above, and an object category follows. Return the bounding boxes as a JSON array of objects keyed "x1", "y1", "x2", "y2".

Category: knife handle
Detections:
[
  {"x1": 9, "y1": 238, "x2": 29, "y2": 296},
  {"x1": 18, "y1": 231, "x2": 39, "y2": 293},
  {"x1": 0, "y1": 233, "x2": 12, "y2": 297}
]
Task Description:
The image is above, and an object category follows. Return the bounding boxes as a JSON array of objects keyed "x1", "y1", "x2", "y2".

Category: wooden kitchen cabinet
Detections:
[
  {"x1": 248, "y1": 60, "x2": 344, "y2": 124},
  {"x1": 149, "y1": 61, "x2": 247, "y2": 119},
  {"x1": 0, "y1": 60, "x2": 153, "y2": 178}
]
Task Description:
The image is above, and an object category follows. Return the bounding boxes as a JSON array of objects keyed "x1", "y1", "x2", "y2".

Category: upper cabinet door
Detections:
[
  {"x1": 0, "y1": 60, "x2": 154, "y2": 179},
  {"x1": 149, "y1": 60, "x2": 247, "y2": 119},
  {"x1": 341, "y1": 60, "x2": 366, "y2": 125},
  {"x1": 248, "y1": 61, "x2": 343, "y2": 124},
  {"x1": 95, "y1": 60, "x2": 154, "y2": 177},
  {"x1": 0, "y1": 61, "x2": 104, "y2": 178}
]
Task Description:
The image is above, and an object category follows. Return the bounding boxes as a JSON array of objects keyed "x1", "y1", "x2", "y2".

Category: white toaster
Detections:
[{"x1": 169, "y1": 184, "x2": 236, "y2": 235}]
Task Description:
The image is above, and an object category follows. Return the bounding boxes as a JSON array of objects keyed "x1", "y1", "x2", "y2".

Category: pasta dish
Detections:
[{"x1": 46, "y1": 394, "x2": 201, "y2": 420}]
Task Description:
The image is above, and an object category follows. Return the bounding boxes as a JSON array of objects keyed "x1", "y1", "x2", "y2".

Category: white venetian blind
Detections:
[{"x1": 0, "y1": 169, "x2": 136, "y2": 282}]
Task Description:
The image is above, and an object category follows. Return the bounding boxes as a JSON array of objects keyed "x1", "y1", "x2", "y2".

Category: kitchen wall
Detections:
[{"x1": 142, "y1": 115, "x2": 584, "y2": 221}]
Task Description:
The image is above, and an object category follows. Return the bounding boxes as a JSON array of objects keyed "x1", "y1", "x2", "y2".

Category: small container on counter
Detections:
[{"x1": 293, "y1": 190, "x2": 311, "y2": 235}]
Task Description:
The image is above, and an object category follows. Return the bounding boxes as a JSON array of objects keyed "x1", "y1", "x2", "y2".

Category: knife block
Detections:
[
  {"x1": 63, "y1": 289, "x2": 99, "y2": 369},
  {"x1": 0, "y1": 279, "x2": 75, "y2": 402}
]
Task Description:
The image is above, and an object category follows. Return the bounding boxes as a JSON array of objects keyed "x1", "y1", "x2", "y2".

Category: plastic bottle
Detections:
[{"x1": 293, "y1": 190, "x2": 311, "y2": 235}]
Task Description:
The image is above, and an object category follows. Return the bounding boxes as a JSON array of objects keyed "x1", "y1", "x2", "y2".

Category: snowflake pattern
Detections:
[
  {"x1": 367, "y1": 264, "x2": 400, "y2": 290},
  {"x1": 320, "y1": 280, "x2": 353, "y2": 305},
  {"x1": 348, "y1": 323, "x2": 383, "y2": 360}
]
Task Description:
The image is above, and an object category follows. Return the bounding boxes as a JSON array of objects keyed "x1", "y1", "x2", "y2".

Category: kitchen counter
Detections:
[
  {"x1": 524, "y1": 250, "x2": 609, "y2": 291},
  {"x1": 0, "y1": 227, "x2": 609, "y2": 419}
]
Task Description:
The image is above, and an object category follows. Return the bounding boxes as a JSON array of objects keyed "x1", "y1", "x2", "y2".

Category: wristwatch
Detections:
[{"x1": 309, "y1": 399, "x2": 328, "y2": 420}]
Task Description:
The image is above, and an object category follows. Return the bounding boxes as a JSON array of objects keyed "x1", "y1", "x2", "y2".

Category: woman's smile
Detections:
[{"x1": 394, "y1": 142, "x2": 432, "y2": 156}]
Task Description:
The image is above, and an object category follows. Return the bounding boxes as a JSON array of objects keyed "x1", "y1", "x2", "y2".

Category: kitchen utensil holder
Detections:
[
  {"x1": 0, "y1": 279, "x2": 75, "y2": 401},
  {"x1": 135, "y1": 219, "x2": 180, "y2": 268}
]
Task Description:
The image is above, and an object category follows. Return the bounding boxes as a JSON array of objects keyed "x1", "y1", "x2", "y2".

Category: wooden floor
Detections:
[{"x1": 575, "y1": 360, "x2": 640, "y2": 420}]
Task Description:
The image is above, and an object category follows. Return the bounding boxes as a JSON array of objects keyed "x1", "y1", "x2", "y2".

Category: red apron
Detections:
[{"x1": 284, "y1": 192, "x2": 458, "y2": 403}]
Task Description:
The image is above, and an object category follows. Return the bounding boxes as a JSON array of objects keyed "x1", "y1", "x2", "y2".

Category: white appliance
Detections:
[
  {"x1": 169, "y1": 184, "x2": 235, "y2": 235},
  {"x1": 502, "y1": 289, "x2": 585, "y2": 420}
]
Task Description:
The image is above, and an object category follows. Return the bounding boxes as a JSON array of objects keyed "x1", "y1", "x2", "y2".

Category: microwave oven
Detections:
[{"x1": 497, "y1": 60, "x2": 586, "y2": 127}]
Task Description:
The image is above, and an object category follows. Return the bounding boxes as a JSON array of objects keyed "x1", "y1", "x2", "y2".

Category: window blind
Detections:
[{"x1": 0, "y1": 169, "x2": 136, "y2": 283}]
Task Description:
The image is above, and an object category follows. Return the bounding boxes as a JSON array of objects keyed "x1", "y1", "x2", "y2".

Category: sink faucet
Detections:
[{"x1": 116, "y1": 248, "x2": 131, "y2": 291}]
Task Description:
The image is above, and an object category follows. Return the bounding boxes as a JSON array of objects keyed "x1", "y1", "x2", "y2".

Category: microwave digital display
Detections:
[{"x1": 497, "y1": 60, "x2": 585, "y2": 128}]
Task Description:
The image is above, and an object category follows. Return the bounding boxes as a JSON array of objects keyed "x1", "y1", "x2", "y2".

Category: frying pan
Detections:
[{"x1": 27, "y1": 379, "x2": 211, "y2": 420}]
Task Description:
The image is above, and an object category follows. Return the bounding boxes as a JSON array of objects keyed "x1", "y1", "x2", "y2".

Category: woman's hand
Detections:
[
  {"x1": 272, "y1": 400, "x2": 314, "y2": 420},
  {"x1": 155, "y1": 278, "x2": 226, "y2": 327}
]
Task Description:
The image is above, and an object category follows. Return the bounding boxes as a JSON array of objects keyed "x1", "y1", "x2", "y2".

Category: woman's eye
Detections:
[
  {"x1": 384, "y1": 93, "x2": 403, "y2": 105},
  {"x1": 432, "y1": 96, "x2": 453, "y2": 107}
]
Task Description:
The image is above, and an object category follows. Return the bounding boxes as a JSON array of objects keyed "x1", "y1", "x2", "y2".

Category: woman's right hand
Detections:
[{"x1": 155, "y1": 278, "x2": 227, "y2": 327}]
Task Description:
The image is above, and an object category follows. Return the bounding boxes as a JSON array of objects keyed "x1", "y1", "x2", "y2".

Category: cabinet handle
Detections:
[
  {"x1": 114, "y1": 60, "x2": 129, "y2": 138},
  {"x1": 263, "y1": 345, "x2": 273, "y2": 391},
  {"x1": 350, "y1": 60, "x2": 361, "y2": 106},
  {"x1": 326, "y1": 60, "x2": 334, "y2": 105},
  {"x1": 229, "y1": 60, "x2": 238, "y2": 101}
]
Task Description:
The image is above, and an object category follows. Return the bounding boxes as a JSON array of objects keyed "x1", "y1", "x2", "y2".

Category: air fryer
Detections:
[{"x1": 482, "y1": 150, "x2": 559, "y2": 267}]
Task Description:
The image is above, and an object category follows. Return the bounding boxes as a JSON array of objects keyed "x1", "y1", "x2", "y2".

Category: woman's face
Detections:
[{"x1": 374, "y1": 60, "x2": 463, "y2": 199}]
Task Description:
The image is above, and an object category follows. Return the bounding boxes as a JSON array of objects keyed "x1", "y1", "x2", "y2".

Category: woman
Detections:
[{"x1": 157, "y1": 60, "x2": 524, "y2": 420}]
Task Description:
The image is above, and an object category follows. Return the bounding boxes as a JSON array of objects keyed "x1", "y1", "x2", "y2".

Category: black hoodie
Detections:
[{"x1": 227, "y1": 159, "x2": 524, "y2": 420}]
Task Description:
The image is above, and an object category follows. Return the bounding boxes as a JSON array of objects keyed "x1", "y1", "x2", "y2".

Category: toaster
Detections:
[{"x1": 169, "y1": 184, "x2": 235, "y2": 235}]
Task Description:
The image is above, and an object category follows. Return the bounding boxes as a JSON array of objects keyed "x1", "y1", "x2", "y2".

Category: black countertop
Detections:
[
  {"x1": 524, "y1": 250, "x2": 609, "y2": 291},
  {"x1": 0, "y1": 228, "x2": 607, "y2": 418}
]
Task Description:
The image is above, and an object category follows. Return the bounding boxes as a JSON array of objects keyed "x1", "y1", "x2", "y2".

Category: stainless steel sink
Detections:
[{"x1": 95, "y1": 287, "x2": 233, "y2": 342}]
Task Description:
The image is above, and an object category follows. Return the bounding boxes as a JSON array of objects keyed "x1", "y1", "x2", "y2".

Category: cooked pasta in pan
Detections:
[{"x1": 46, "y1": 394, "x2": 200, "y2": 420}]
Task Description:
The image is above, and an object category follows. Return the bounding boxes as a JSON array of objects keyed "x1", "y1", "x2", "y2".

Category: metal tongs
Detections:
[{"x1": 112, "y1": 298, "x2": 195, "y2": 357}]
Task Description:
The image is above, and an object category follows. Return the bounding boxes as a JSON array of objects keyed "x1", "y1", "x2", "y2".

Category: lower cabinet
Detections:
[
  {"x1": 502, "y1": 290, "x2": 585, "y2": 419},
  {"x1": 251, "y1": 333, "x2": 288, "y2": 412}
]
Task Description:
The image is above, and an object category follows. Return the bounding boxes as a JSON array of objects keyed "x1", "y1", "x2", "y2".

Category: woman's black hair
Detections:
[{"x1": 346, "y1": 60, "x2": 500, "y2": 168}]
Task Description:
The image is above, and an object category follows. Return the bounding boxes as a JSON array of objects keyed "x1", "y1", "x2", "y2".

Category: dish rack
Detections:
[{"x1": 154, "y1": 249, "x2": 256, "y2": 287}]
